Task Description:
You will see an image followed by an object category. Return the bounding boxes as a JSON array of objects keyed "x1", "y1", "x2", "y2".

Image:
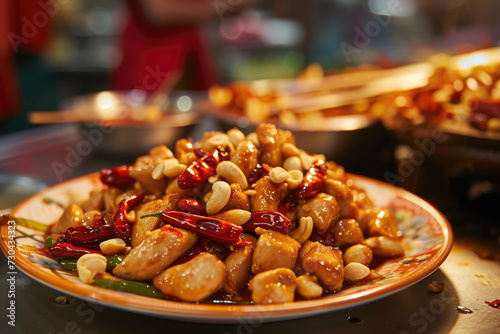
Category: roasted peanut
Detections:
[
  {"x1": 100, "y1": 238, "x2": 130, "y2": 255},
  {"x1": 203, "y1": 133, "x2": 230, "y2": 151},
  {"x1": 286, "y1": 170, "x2": 303, "y2": 190},
  {"x1": 343, "y1": 244, "x2": 373, "y2": 266},
  {"x1": 77, "y1": 254, "x2": 107, "y2": 284},
  {"x1": 363, "y1": 236, "x2": 404, "y2": 257},
  {"x1": 246, "y1": 132, "x2": 260, "y2": 146},
  {"x1": 213, "y1": 209, "x2": 251, "y2": 226},
  {"x1": 152, "y1": 161, "x2": 165, "y2": 180},
  {"x1": 162, "y1": 158, "x2": 186, "y2": 179},
  {"x1": 344, "y1": 262, "x2": 370, "y2": 281},
  {"x1": 206, "y1": 181, "x2": 231, "y2": 215},
  {"x1": 216, "y1": 161, "x2": 248, "y2": 189},
  {"x1": 282, "y1": 142, "x2": 302, "y2": 157},
  {"x1": 283, "y1": 156, "x2": 303, "y2": 172},
  {"x1": 300, "y1": 153, "x2": 316, "y2": 170},
  {"x1": 227, "y1": 128, "x2": 246, "y2": 146},
  {"x1": 296, "y1": 274, "x2": 323, "y2": 299},
  {"x1": 269, "y1": 167, "x2": 290, "y2": 184}
]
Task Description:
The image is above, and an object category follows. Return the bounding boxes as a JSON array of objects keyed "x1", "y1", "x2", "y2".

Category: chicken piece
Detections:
[
  {"x1": 256, "y1": 123, "x2": 295, "y2": 167},
  {"x1": 251, "y1": 176, "x2": 288, "y2": 212},
  {"x1": 161, "y1": 193, "x2": 183, "y2": 211},
  {"x1": 296, "y1": 274, "x2": 323, "y2": 299},
  {"x1": 359, "y1": 208, "x2": 399, "y2": 238},
  {"x1": 113, "y1": 226, "x2": 198, "y2": 281},
  {"x1": 149, "y1": 145, "x2": 174, "y2": 160},
  {"x1": 330, "y1": 219, "x2": 364, "y2": 248},
  {"x1": 103, "y1": 186, "x2": 123, "y2": 214},
  {"x1": 230, "y1": 140, "x2": 259, "y2": 179},
  {"x1": 153, "y1": 252, "x2": 226, "y2": 302},
  {"x1": 299, "y1": 241, "x2": 344, "y2": 292},
  {"x1": 81, "y1": 189, "x2": 104, "y2": 212},
  {"x1": 325, "y1": 161, "x2": 346, "y2": 182},
  {"x1": 164, "y1": 177, "x2": 196, "y2": 197},
  {"x1": 224, "y1": 234, "x2": 257, "y2": 295},
  {"x1": 80, "y1": 210, "x2": 101, "y2": 227},
  {"x1": 252, "y1": 228, "x2": 301, "y2": 274},
  {"x1": 130, "y1": 155, "x2": 168, "y2": 196},
  {"x1": 197, "y1": 131, "x2": 228, "y2": 152},
  {"x1": 222, "y1": 183, "x2": 250, "y2": 211},
  {"x1": 322, "y1": 179, "x2": 354, "y2": 218},
  {"x1": 296, "y1": 193, "x2": 340, "y2": 235},
  {"x1": 248, "y1": 268, "x2": 297, "y2": 304},
  {"x1": 131, "y1": 199, "x2": 171, "y2": 248},
  {"x1": 175, "y1": 138, "x2": 197, "y2": 166},
  {"x1": 51, "y1": 204, "x2": 83, "y2": 233}
]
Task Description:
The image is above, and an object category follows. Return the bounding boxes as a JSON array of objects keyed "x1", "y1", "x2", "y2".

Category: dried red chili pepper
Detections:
[
  {"x1": 177, "y1": 148, "x2": 229, "y2": 189},
  {"x1": 170, "y1": 243, "x2": 203, "y2": 267},
  {"x1": 177, "y1": 198, "x2": 207, "y2": 216},
  {"x1": 308, "y1": 231, "x2": 335, "y2": 247},
  {"x1": 297, "y1": 160, "x2": 328, "y2": 199},
  {"x1": 93, "y1": 211, "x2": 107, "y2": 226},
  {"x1": 485, "y1": 300, "x2": 500, "y2": 309},
  {"x1": 243, "y1": 211, "x2": 292, "y2": 234},
  {"x1": 100, "y1": 166, "x2": 135, "y2": 188},
  {"x1": 160, "y1": 210, "x2": 243, "y2": 245},
  {"x1": 200, "y1": 238, "x2": 230, "y2": 260},
  {"x1": 248, "y1": 164, "x2": 271, "y2": 186},
  {"x1": 278, "y1": 191, "x2": 298, "y2": 215},
  {"x1": 194, "y1": 148, "x2": 207, "y2": 158},
  {"x1": 232, "y1": 238, "x2": 252, "y2": 248},
  {"x1": 49, "y1": 243, "x2": 103, "y2": 259},
  {"x1": 112, "y1": 193, "x2": 144, "y2": 243},
  {"x1": 65, "y1": 225, "x2": 113, "y2": 245}
]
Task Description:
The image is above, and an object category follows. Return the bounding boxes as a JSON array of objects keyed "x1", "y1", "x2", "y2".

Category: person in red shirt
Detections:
[
  {"x1": 0, "y1": 0, "x2": 58, "y2": 134},
  {"x1": 112, "y1": 0, "x2": 254, "y2": 93}
]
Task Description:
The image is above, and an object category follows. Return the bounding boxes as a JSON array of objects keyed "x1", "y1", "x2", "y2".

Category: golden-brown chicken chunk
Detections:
[
  {"x1": 322, "y1": 179, "x2": 354, "y2": 218},
  {"x1": 80, "y1": 210, "x2": 101, "y2": 227},
  {"x1": 330, "y1": 219, "x2": 364, "y2": 248},
  {"x1": 222, "y1": 183, "x2": 250, "y2": 211},
  {"x1": 248, "y1": 268, "x2": 297, "y2": 304},
  {"x1": 81, "y1": 190, "x2": 104, "y2": 212},
  {"x1": 113, "y1": 226, "x2": 198, "y2": 281},
  {"x1": 153, "y1": 252, "x2": 226, "y2": 302},
  {"x1": 131, "y1": 199, "x2": 171, "y2": 248},
  {"x1": 256, "y1": 123, "x2": 295, "y2": 167},
  {"x1": 359, "y1": 208, "x2": 399, "y2": 238},
  {"x1": 230, "y1": 140, "x2": 259, "y2": 179},
  {"x1": 296, "y1": 193, "x2": 340, "y2": 235},
  {"x1": 164, "y1": 177, "x2": 196, "y2": 198},
  {"x1": 224, "y1": 234, "x2": 257, "y2": 295},
  {"x1": 51, "y1": 204, "x2": 83, "y2": 233},
  {"x1": 251, "y1": 176, "x2": 288, "y2": 212},
  {"x1": 252, "y1": 229, "x2": 301, "y2": 274},
  {"x1": 102, "y1": 186, "x2": 123, "y2": 214},
  {"x1": 299, "y1": 241, "x2": 344, "y2": 292},
  {"x1": 130, "y1": 155, "x2": 168, "y2": 195},
  {"x1": 175, "y1": 138, "x2": 196, "y2": 166}
]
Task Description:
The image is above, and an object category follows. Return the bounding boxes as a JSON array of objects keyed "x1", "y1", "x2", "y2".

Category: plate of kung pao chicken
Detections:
[{"x1": 0, "y1": 123, "x2": 452, "y2": 323}]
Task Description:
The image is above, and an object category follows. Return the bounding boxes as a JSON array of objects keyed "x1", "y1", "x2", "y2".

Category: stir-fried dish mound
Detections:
[{"x1": 45, "y1": 123, "x2": 404, "y2": 304}]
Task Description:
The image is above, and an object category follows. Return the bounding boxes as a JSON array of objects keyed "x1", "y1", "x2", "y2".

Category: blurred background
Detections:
[
  {"x1": 2, "y1": 0, "x2": 500, "y2": 133},
  {"x1": 1, "y1": 0, "x2": 500, "y2": 207}
]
